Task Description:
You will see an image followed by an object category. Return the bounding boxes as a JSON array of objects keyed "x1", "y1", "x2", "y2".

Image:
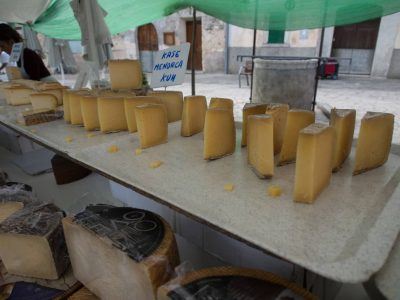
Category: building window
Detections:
[{"x1": 268, "y1": 30, "x2": 285, "y2": 44}]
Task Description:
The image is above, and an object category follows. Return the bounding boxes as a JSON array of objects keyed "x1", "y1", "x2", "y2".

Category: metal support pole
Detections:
[
  {"x1": 249, "y1": 28, "x2": 256, "y2": 102},
  {"x1": 191, "y1": 8, "x2": 197, "y2": 96},
  {"x1": 312, "y1": 27, "x2": 325, "y2": 111}
]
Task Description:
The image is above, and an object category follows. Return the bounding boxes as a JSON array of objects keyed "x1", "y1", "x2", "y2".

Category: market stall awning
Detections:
[{"x1": 0, "y1": 0, "x2": 52, "y2": 23}]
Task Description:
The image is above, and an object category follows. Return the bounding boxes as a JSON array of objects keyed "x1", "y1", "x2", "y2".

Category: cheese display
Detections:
[
  {"x1": 70, "y1": 92, "x2": 90, "y2": 125},
  {"x1": 80, "y1": 96, "x2": 100, "y2": 131},
  {"x1": 209, "y1": 97, "x2": 234, "y2": 115},
  {"x1": 265, "y1": 103, "x2": 290, "y2": 154},
  {"x1": 108, "y1": 59, "x2": 142, "y2": 90},
  {"x1": 0, "y1": 182, "x2": 35, "y2": 223},
  {"x1": 241, "y1": 103, "x2": 268, "y2": 147},
  {"x1": 148, "y1": 91, "x2": 183, "y2": 123},
  {"x1": 3, "y1": 86, "x2": 33, "y2": 105},
  {"x1": 5, "y1": 66, "x2": 22, "y2": 80},
  {"x1": 0, "y1": 202, "x2": 69, "y2": 280},
  {"x1": 181, "y1": 95, "x2": 208, "y2": 137},
  {"x1": 63, "y1": 204, "x2": 180, "y2": 300},
  {"x1": 63, "y1": 90, "x2": 72, "y2": 123},
  {"x1": 124, "y1": 96, "x2": 162, "y2": 133},
  {"x1": 278, "y1": 109, "x2": 315, "y2": 165},
  {"x1": 29, "y1": 93, "x2": 58, "y2": 110},
  {"x1": 98, "y1": 96, "x2": 128, "y2": 133},
  {"x1": 330, "y1": 109, "x2": 356, "y2": 172},
  {"x1": 204, "y1": 108, "x2": 236, "y2": 160},
  {"x1": 135, "y1": 104, "x2": 168, "y2": 149},
  {"x1": 16, "y1": 108, "x2": 62, "y2": 126},
  {"x1": 353, "y1": 112, "x2": 394, "y2": 175},
  {"x1": 37, "y1": 88, "x2": 64, "y2": 106},
  {"x1": 157, "y1": 266, "x2": 316, "y2": 300},
  {"x1": 294, "y1": 123, "x2": 335, "y2": 204},
  {"x1": 247, "y1": 115, "x2": 274, "y2": 178}
]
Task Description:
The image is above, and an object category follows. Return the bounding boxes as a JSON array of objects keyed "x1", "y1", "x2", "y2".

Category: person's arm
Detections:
[
  {"x1": 21, "y1": 49, "x2": 51, "y2": 81},
  {"x1": 0, "y1": 62, "x2": 7, "y2": 71}
]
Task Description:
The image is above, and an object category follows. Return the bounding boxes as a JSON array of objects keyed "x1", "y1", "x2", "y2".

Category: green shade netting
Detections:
[{"x1": 32, "y1": 0, "x2": 400, "y2": 40}]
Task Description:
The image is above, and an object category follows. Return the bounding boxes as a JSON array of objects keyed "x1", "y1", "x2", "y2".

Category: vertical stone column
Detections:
[{"x1": 321, "y1": 27, "x2": 334, "y2": 57}]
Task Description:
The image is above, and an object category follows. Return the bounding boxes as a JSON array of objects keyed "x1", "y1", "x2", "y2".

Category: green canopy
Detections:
[{"x1": 32, "y1": 0, "x2": 400, "y2": 40}]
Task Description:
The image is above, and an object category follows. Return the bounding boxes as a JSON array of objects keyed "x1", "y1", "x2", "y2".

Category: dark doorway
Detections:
[
  {"x1": 137, "y1": 24, "x2": 159, "y2": 72},
  {"x1": 186, "y1": 20, "x2": 203, "y2": 70}
]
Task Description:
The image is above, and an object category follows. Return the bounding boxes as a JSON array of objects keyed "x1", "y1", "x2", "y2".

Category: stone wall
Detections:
[{"x1": 201, "y1": 15, "x2": 226, "y2": 73}]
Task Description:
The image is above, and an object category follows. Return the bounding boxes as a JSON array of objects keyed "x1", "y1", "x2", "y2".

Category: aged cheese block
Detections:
[
  {"x1": 5, "y1": 66, "x2": 22, "y2": 80},
  {"x1": 181, "y1": 95, "x2": 208, "y2": 137},
  {"x1": 0, "y1": 182, "x2": 34, "y2": 223},
  {"x1": 158, "y1": 266, "x2": 316, "y2": 300},
  {"x1": 204, "y1": 108, "x2": 236, "y2": 160},
  {"x1": 16, "y1": 108, "x2": 62, "y2": 126},
  {"x1": 148, "y1": 91, "x2": 183, "y2": 123},
  {"x1": 209, "y1": 97, "x2": 234, "y2": 115},
  {"x1": 135, "y1": 104, "x2": 168, "y2": 149},
  {"x1": 247, "y1": 115, "x2": 274, "y2": 178},
  {"x1": 353, "y1": 112, "x2": 394, "y2": 175},
  {"x1": 278, "y1": 109, "x2": 315, "y2": 165},
  {"x1": 70, "y1": 92, "x2": 90, "y2": 125},
  {"x1": 81, "y1": 96, "x2": 100, "y2": 131},
  {"x1": 63, "y1": 204, "x2": 180, "y2": 300},
  {"x1": 30, "y1": 93, "x2": 58, "y2": 110},
  {"x1": 330, "y1": 109, "x2": 356, "y2": 172},
  {"x1": 108, "y1": 59, "x2": 143, "y2": 90},
  {"x1": 0, "y1": 203, "x2": 69, "y2": 279},
  {"x1": 97, "y1": 96, "x2": 128, "y2": 133},
  {"x1": 36, "y1": 88, "x2": 64, "y2": 106},
  {"x1": 124, "y1": 96, "x2": 162, "y2": 133},
  {"x1": 241, "y1": 103, "x2": 268, "y2": 147},
  {"x1": 12, "y1": 79, "x2": 42, "y2": 89},
  {"x1": 294, "y1": 123, "x2": 335, "y2": 204},
  {"x1": 4, "y1": 86, "x2": 33, "y2": 105},
  {"x1": 265, "y1": 103, "x2": 290, "y2": 154}
]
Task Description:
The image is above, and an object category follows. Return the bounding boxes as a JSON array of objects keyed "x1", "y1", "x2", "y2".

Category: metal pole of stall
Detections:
[
  {"x1": 312, "y1": 27, "x2": 325, "y2": 111},
  {"x1": 249, "y1": 28, "x2": 256, "y2": 102},
  {"x1": 191, "y1": 8, "x2": 197, "y2": 96}
]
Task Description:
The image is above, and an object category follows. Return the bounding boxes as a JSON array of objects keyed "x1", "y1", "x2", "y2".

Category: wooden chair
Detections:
[{"x1": 238, "y1": 60, "x2": 252, "y2": 88}]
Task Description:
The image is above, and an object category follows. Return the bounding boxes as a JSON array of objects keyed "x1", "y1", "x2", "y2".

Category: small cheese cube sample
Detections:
[
  {"x1": 4, "y1": 87, "x2": 33, "y2": 105},
  {"x1": 70, "y1": 92, "x2": 90, "y2": 125},
  {"x1": 124, "y1": 96, "x2": 162, "y2": 133},
  {"x1": 265, "y1": 103, "x2": 290, "y2": 154},
  {"x1": 268, "y1": 185, "x2": 282, "y2": 197},
  {"x1": 241, "y1": 103, "x2": 268, "y2": 147},
  {"x1": 65, "y1": 136, "x2": 73, "y2": 143},
  {"x1": 330, "y1": 109, "x2": 356, "y2": 172},
  {"x1": 150, "y1": 160, "x2": 163, "y2": 168},
  {"x1": 135, "y1": 104, "x2": 168, "y2": 149},
  {"x1": 224, "y1": 183, "x2": 235, "y2": 192},
  {"x1": 98, "y1": 97, "x2": 128, "y2": 133},
  {"x1": 247, "y1": 115, "x2": 274, "y2": 178},
  {"x1": 107, "y1": 145, "x2": 119, "y2": 153},
  {"x1": 63, "y1": 90, "x2": 71, "y2": 123},
  {"x1": 81, "y1": 96, "x2": 100, "y2": 131},
  {"x1": 29, "y1": 93, "x2": 58, "y2": 110},
  {"x1": 278, "y1": 109, "x2": 315, "y2": 165},
  {"x1": 181, "y1": 95, "x2": 208, "y2": 137},
  {"x1": 135, "y1": 148, "x2": 142, "y2": 155},
  {"x1": 353, "y1": 112, "x2": 394, "y2": 175},
  {"x1": 209, "y1": 97, "x2": 234, "y2": 115},
  {"x1": 108, "y1": 59, "x2": 142, "y2": 90},
  {"x1": 0, "y1": 203, "x2": 69, "y2": 279},
  {"x1": 294, "y1": 123, "x2": 335, "y2": 204},
  {"x1": 148, "y1": 91, "x2": 183, "y2": 123},
  {"x1": 204, "y1": 108, "x2": 236, "y2": 160}
]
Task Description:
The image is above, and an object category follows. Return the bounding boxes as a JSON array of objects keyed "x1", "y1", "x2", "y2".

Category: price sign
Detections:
[{"x1": 9, "y1": 42, "x2": 23, "y2": 63}]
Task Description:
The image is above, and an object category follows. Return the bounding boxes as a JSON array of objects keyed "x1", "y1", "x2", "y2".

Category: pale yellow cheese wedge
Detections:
[
  {"x1": 135, "y1": 104, "x2": 168, "y2": 149},
  {"x1": 265, "y1": 103, "x2": 290, "y2": 154},
  {"x1": 29, "y1": 93, "x2": 58, "y2": 110},
  {"x1": 70, "y1": 92, "x2": 90, "y2": 125},
  {"x1": 353, "y1": 112, "x2": 394, "y2": 175},
  {"x1": 81, "y1": 96, "x2": 100, "y2": 131},
  {"x1": 124, "y1": 96, "x2": 162, "y2": 133},
  {"x1": 0, "y1": 202, "x2": 24, "y2": 223},
  {"x1": 63, "y1": 90, "x2": 71, "y2": 123},
  {"x1": 278, "y1": 109, "x2": 315, "y2": 165},
  {"x1": 330, "y1": 109, "x2": 356, "y2": 172},
  {"x1": 247, "y1": 115, "x2": 274, "y2": 178},
  {"x1": 4, "y1": 87, "x2": 34, "y2": 106},
  {"x1": 204, "y1": 108, "x2": 236, "y2": 160},
  {"x1": 209, "y1": 97, "x2": 234, "y2": 115},
  {"x1": 98, "y1": 97, "x2": 128, "y2": 133},
  {"x1": 294, "y1": 123, "x2": 335, "y2": 204},
  {"x1": 148, "y1": 91, "x2": 183, "y2": 123},
  {"x1": 241, "y1": 103, "x2": 268, "y2": 147},
  {"x1": 181, "y1": 95, "x2": 208, "y2": 137},
  {"x1": 108, "y1": 59, "x2": 142, "y2": 90},
  {"x1": 36, "y1": 88, "x2": 64, "y2": 106}
]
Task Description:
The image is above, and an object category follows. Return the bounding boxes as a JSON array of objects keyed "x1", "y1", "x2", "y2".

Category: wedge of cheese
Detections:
[
  {"x1": 81, "y1": 96, "x2": 100, "y2": 131},
  {"x1": 241, "y1": 103, "x2": 268, "y2": 147},
  {"x1": 181, "y1": 95, "x2": 208, "y2": 137},
  {"x1": 204, "y1": 108, "x2": 236, "y2": 160},
  {"x1": 63, "y1": 204, "x2": 179, "y2": 300},
  {"x1": 330, "y1": 109, "x2": 356, "y2": 172},
  {"x1": 30, "y1": 93, "x2": 58, "y2": 110},
  {"x1": 4, "y1": 86, "x2": 33, "y2": 106},
  {"x1": 124, "y1": 96, "x2": 162, "y2": 133},
  {"x1": 247, "y1": 115, "x2": 274, "y2": 178},
  {"x1": 265, "y1": 103, "x2": 290, "y2": 154},
  {"x1": 209, "y1": 97, "x2": 234, "y2": 115},
  {"x1": 294, "y1": 123, "x2": 335, "y2": 204},
  {"x1": 0, "y1": 182, "x2": 34, "y2": 223},
  {"x1": 148, "y1": 91, "x2": 183, "y2": 123},
  {"x1": 63, "y1": 90, "x2": 72, "y2": 123},
  {"x1": 278, "y1": 109, "x2": 315, "y2": 165},
  {"x1": 37, "y1": 88, "x2": 64, "y2": 106},
  {"x1": 97, "y1": 96, "x2": 128, "y2": 133},
  {"x1": 135, "y1": 104, "x2": 168, "y2": 149},
  {"x1": 0, "y1": 203, "x2": 69, "y2": 280},
  {"x1": 108, "y1": 59, "x2": 142, "y2": 90},
  {"x1": 353, "y1": 112, "x2": 394, "y2": 175},
  {"x1": 70, "y1": 91, "x2": 91, "y2": 125}
]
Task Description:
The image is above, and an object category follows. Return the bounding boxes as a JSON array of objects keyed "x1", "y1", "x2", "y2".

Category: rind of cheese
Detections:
[
  {"x1": 29, "y1": 93, "x2": 58, "y2": 110},
  {"x1": 294, "y1": 123, "x2": 335, "y2": 204},
  {"x1": 81, "y1": 96, "x2": 100, "y2": 131},
  {"x1": 330, "y1": 109, "x2": 356, "y2": 172},
  {"x1": 97, "y1": 96, "x2": 128, "y2": 133},
  {"x1": 181, "y1": 95, "x2": 208, "y2": 137},
  {"x1": 247, "y1": 114, "x2": 274, "y2": 178},
  {"x1": 353, "y1": 112, "x2": 394, "y2": 175},
  {"x1": 209, "y1": 97, "x2": 234, "y2": 115},
  {"x1": 124, "y1": 96, "x2": 162, "y2": 133},
  {"x1": 203, "y1": 108, "x2": 236, "y2": 160},
  {"x1": 70, "y1": 92, "x2": 90, "y2": 125},
  {"x1": 135, "y1": 104, "x2": 168, "y2": 149},
  {"x1": 241, "y1": 103, "x2": 268, "y2": 147},
  {"x1": 148, "y1": 91, "x2": 183, "y2": 123},
  {"x1": 278, "y1": 109, "x2": 315, "y2": 165},
  {"x1": 108, "y1": 59, "x2": 142, "y2": 90},
  {"x1": 4, "y1": 87, "x2": 34, "y2": 106},
  {"x1": 265, "y1": 103, "x2": 290, "y2": 154}
]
